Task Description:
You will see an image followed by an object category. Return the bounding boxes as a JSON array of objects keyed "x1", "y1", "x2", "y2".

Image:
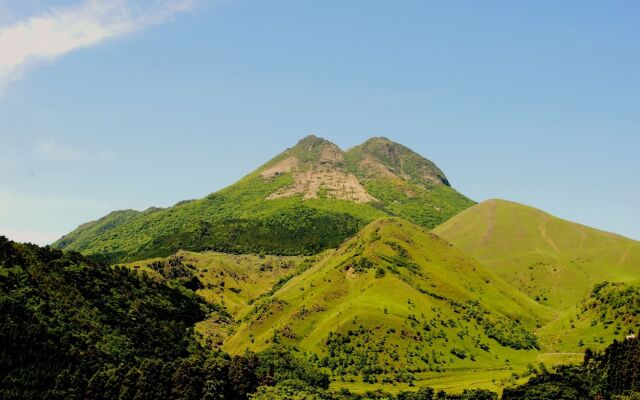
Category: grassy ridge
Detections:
[{"x1": 538, "y1": 280, "x2": 640, "y2": 352}]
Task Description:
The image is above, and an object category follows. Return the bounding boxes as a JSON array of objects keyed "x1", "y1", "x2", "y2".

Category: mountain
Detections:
[
  {"x1": 223, "y1": 217, "x2": 549, "y2": 385},
  {"x1": 53, "y1": 136, "x2": 473, "y2": 263},
  {"x1": 433, "y1": 199, "x2": 640, "y2": 351}
]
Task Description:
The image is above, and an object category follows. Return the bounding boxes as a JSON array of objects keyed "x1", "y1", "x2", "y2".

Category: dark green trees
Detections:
[{"x1": 0, "y1": 236, "x2": 208, "y2": 399}]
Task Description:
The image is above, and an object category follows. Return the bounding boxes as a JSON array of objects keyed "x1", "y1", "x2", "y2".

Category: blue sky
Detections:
[{"x1": 0, "y1": 0, "x2": 639, "y2": 244}]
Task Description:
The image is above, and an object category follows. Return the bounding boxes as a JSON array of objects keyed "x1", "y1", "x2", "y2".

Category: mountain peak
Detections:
[
  {"x1": 258, "y1": 135, "x2": 373, "y2": 203},
  {"x1": 347, "y1": 137, "x2": 450, "y2": 186},
  {"x1": 295, "y1": 134, "x2": 330, "y2": 147},
  {"x1": 282, "y1": 135, "x2": 344, "y2": 165},
  {"x1": 361, "y1": 136, "x2": 393, "y2": 144}
]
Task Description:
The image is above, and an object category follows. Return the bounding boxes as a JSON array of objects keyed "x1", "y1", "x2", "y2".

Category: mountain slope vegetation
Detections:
[
  {"x1": 433, "y1": 199, "x2": 640, "y2": 310},
  {"x1": 224, "y1": 217, "x2": 549, "y2": 385},
  {"x1": 539, "y1": 280, "x2": 640, "y2": 352},
  {"x1": 119, "y1": 250, "x2": 323, "y2": 346},
  {"x1": 0, "y1": 236, "x2": 337, "y2": 400},
  {"x1": 0, "y1": 236, "x2": 208, "y2": 399},
  {"x1": 503, "y1": 337, "x2": 640, "y2": 400},
  {"x1": 4, "y1": 236, "x2": 640, "y2": 399},
  {"x1": 53, "y1": 136, "x2": 473, "y2": 263},
  {"x1": 433, "y1": 199, "x2": 640, "y2": 351}
]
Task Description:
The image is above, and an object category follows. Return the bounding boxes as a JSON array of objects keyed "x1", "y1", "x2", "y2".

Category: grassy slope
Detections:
[
  {"x1": 53, "y1": 136, "x2": 473, "y2": 263},
  {"x1": 539, "y1": 280, "x2": 640, "y2": 352},
  {"x1": 121, "y1": 250, "x2": 323, "y2": 345},
  {"x1": 224, "y1": 218, "x2": 550, "y2": 388},
  {"x1": 433, "y1": 199, "x2": 640, "y2": 352}
]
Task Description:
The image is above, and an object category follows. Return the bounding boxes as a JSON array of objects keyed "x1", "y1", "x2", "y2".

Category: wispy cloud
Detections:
[
  {"x1": 0, "y1": 0, "x2": 195, "y2": 93},
  {"x1": 36, "y1": 138, "x2": 115, "y2": 161}
]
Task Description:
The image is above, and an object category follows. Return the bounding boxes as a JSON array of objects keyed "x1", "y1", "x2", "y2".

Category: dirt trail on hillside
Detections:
[{"x1": 538, "y1": 222, "x2": 560, "y2": 253}]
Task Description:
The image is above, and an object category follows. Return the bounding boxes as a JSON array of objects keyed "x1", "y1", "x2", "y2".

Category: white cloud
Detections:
[
  {"x1": 0, "y1": 0, "x2": 195, "y2": 93},
  {"x1": 36, "y1": 137, "x2": 115, "y2": 161}
]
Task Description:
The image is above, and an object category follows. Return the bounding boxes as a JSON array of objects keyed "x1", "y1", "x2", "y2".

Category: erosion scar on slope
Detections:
[
  {"x1": 617, "y1": 245, "x2": 632, "y2": 268},
  {"x1": 266, "y1": 169, "x2": 377, "y2": 203},
  {"x1": 481, "y1": 201, "x2": 496, "y2": 245},
  {"x1": 538, "y1": 222, "x2": 560, "y2": 253},
  {"x1": 260, "y1": 156, "x2": 298, "y2": 179}
]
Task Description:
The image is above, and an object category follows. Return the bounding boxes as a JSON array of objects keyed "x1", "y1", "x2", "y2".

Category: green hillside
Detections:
[
  {"x1": 433, "y1": 199, "x2": 640, "y2": 309},
  {"x1": 433, "y1": 199, "x2": 640, "y2": 351},
  {"x1": 223, "y1": 217, "x2": 549, "y2": 388},
  {"x1": 53, "y1": 136, "x2": 473, "y2": 263},
  {"x1": 538, "y1": 280, "x2": 640, "y2": 352},
  {"x1": 5, "y1": 236, "x2": 639, "y2": 400},
  {"x1": 119, "y1": 250, "x2": 323, "y2": 346}
]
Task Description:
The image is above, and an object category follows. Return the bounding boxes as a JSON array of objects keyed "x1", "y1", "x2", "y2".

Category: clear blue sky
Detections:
[{"x1": 0, "y1": 0, "x2": 639, "y2": 244}]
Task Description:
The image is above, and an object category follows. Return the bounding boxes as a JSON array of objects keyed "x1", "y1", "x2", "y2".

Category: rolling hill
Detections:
[
  {"x1": 223, "y1": 217, "x2": 549, "y2": 386},
  {"x1": 53, "y1": 135, "x2": 473, "y2": 263},
  {"x1": 433, "y1": 199, "x2": 640, "y2": 310},
  {"x1": 101, "y1": 197, "x2": 640, "y2": 391},
  {"x1": 433, "y1": 199, "x2": 640, "y2": 351}
]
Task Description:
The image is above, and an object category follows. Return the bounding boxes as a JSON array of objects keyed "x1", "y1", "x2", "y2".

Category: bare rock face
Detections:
[
  {"x1": 266, "y1": 169, "x2": 377, "y2": 203},
  {"x1": 260, "y1": 156, "x2": 298, "y2": 179},
  {"x1": 260, "y1": 135, "x2": 376, "y2": 203}
]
